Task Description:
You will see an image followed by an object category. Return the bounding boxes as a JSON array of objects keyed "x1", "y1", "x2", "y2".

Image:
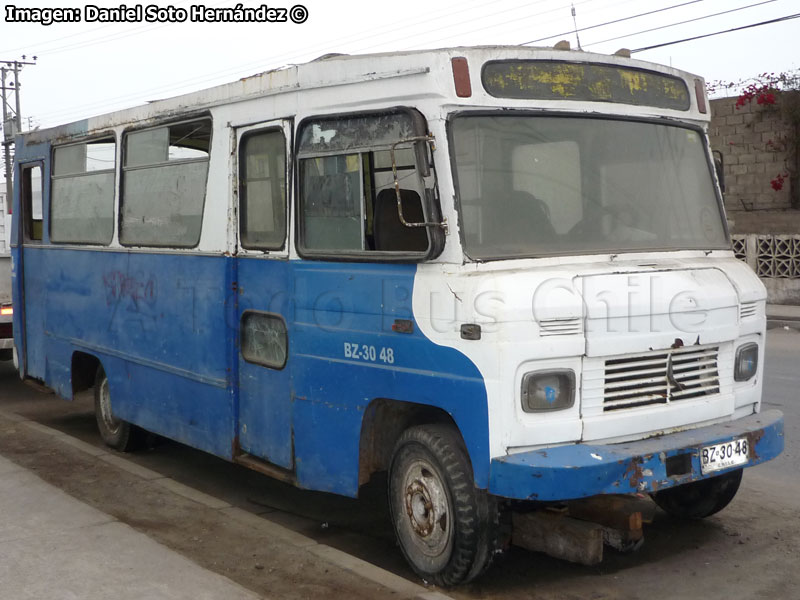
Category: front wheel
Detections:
[
  {"x1": 388, "y1": 424, "x2": 499, "y2": 586},
  {"x1": 652, "y1": 469, "x2": 743, "y2": 519},
  {"x1": 94, "y1": 365, "x2": 139, "y2": 452}
]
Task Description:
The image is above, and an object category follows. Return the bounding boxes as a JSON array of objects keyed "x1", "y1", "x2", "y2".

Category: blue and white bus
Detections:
[{"x1": 11, "y1": 45, "x2": 784, "y2": 585}]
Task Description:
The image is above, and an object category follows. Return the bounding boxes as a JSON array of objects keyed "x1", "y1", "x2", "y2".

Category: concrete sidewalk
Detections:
[
  {"x1": 767, "y1": 304, "x2": 800, "y2": 329},
  {"x1": 0, "y1": 454, "x2": 264, "y2": 600}
]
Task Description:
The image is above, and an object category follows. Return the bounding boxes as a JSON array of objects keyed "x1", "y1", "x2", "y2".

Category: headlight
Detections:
[
  {"x1": 521, "y1": 370, "x2": 575, "y2": 412},
  {"x1": 734, "y1": 343, "x2": 759, "y2": 382}
]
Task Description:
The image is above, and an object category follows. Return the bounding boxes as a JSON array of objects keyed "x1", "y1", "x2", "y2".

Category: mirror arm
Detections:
[{"x1": 390, "y1": 136, "x2": 448, "y2": 231}]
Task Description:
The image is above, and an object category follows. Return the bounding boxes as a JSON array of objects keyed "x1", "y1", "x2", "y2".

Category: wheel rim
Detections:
[
  {"x1": 98, "y1": 377, "x2": 121, "y2": 435},
  {"x1": 399, "y1": 458, "x2": 452, "y2": 559}
]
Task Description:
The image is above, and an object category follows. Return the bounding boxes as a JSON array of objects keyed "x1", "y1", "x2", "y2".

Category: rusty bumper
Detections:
[{"x1": 489, "y1": 409, "x2": 784, "y2": 501}]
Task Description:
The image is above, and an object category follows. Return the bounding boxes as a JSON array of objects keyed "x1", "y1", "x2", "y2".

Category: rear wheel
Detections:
[
  {"x1": 652, "y1": 469, "x2": 743, "y2": 519},
  {"x1": 94, "y1": 365, "x2": 139, "y2": 452},
  {"x1": 388, "y1": 424, "x2": 500, "y2": 586}
]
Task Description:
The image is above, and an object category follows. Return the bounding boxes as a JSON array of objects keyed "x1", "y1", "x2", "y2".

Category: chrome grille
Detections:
[{"x1": 603, "y1": 345, "x2": 720, "y2": 411}]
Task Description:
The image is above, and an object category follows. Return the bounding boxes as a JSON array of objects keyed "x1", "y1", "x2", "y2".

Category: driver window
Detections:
[{"x1": 297, "y1": 111, "x2": 431, "y2": 256}]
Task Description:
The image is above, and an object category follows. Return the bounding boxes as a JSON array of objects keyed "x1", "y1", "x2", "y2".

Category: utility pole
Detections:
[{"x1": 1, "y1": 57, "x2": 36, "y2": 208}]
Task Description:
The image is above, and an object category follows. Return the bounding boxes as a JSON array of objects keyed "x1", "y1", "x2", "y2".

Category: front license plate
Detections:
[{"x1": 700, "y1": 438, "x2": 749, "y2": 474}]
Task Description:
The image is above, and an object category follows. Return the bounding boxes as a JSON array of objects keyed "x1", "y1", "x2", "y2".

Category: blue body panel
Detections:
[
  {"x1": 27, "y1": 248, "x2": 235, "y2": 457},
  {"x1": 288, "y1": 261, "x2": 489, "y2": 494},
  {"x1": 237, "y1": 256, "x2": 293, "y2": 469},
  {"x1": 14, "y1": 237, "x2": 490, "y2": 497},
  {"x1": 489, "y1": 409, "x2": 784, "y2": 501}
]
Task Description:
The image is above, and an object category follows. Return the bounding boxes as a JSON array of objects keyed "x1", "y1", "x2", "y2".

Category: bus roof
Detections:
[{"x1": 21, "y1": 45, "x2": 708, "y2": 144}]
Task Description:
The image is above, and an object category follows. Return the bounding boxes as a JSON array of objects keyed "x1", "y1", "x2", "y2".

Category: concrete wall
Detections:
[
  {"x1": 711, "y1": 93, "x2": 800, "y2": 304},
  {"x1": 709, "y1": 93, "x2": 796, "y2": 214}
]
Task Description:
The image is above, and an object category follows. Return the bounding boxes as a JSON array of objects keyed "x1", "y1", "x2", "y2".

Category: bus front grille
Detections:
[{"x1": 602, "y1": 345, "x2": 720, "y2": 412}]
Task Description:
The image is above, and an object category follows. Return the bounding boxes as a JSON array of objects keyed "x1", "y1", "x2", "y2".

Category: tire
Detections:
[
  {"x1": 388, "y1": 424, "x2": 501, "y2": 586},
  {"x1": 652, "y1": 469, "x2": 743, "y2": 519},
  {"x1": 94, "y1": 365, "x2": 139, "y2": 452}
]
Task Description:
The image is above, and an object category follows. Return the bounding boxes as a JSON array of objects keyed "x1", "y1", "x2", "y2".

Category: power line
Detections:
[
  {"x1": 35, "y1": 0, "x2": 558, "y2": 124},
  {"x1": 397, "y1": 0, "x2": 641, "y2": 50},
  {"x1": 0, "y1": 0, "x2": 196, "y2": 55},
  {"x1": 521, "y1": 0, "x2": 706, "y2": 45},
  {"x1": 585, "y1": 0, "x2": 778, "y2": 48},
  {"x1": 632, "y1": 12, "x2": 800, "y2": 52},
  {"x1": 30, "y1": 0, "x2": 640, "y2": 124},
  {"x1": 32, "y1": 0, "x2": 491, "y2": 120}
]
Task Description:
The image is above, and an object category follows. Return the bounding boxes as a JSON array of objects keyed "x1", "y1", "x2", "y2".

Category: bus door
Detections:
[
  {"x1": 234, "y1": 120, "x2": 294, "y2": 470},
  {"x1": 15, "y1": 162, "x2": 45, "y2": 378}
]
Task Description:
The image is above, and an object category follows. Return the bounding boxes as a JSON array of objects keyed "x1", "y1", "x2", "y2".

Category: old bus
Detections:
[{"x1": 11, "y1": 46, "x2": 783, "y2": 584}]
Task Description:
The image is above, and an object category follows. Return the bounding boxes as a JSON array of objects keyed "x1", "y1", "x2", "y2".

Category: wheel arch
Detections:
[
  {"x1": 358, "y1": 398, "x2": 467, "y2": 489},
  {"x1": 71, "y1": 351, "x2": 102, "y2": 396}
]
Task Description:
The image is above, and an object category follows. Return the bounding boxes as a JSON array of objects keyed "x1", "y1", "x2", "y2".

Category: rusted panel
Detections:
[
  {"x1": 512, "y1": 510, "x2": 604, "y2": 566},
  {"x1": 490, "y1": 410, "x2": 783, "y2": 501},
  {"x1": 233, "y1": 453, "x2": 296, "y2": 485}
]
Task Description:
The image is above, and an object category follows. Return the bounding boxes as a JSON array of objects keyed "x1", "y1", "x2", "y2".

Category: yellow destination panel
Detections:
[{"x1": 482, "y1": 60, "x2": 690, "y2": 110}]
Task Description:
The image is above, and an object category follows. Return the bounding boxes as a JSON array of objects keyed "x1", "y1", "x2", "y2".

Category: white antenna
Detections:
[{"x1": 571, "y1": 4, "x2": 583, "y2": 50}]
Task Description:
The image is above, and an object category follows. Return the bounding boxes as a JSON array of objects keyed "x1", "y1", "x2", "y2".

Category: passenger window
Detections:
[
  {"x1": 51, "y1": 139, "x2": 116, "y2": 244},
  {"x1": 21, "y1": 164, "x2": 43, "y2": 242},
  {"x1": 121, "y1": 119, "x2": 211, "y2": 247},
  {"x1": 297, "y1": 111, "x2": 430, "y2": 255},
  {"x1": 239, "y1": 130, "x2": 286, "y2": 250}
]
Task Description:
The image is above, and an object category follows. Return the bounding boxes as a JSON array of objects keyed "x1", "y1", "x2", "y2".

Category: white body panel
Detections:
[{"x1": 412, "y1": 252, "x2": 766, "y2": 459}]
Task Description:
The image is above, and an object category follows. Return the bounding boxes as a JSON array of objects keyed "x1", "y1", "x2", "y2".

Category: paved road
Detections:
[
  {"x1": 759, "y1": 327, "x2": 799, "y2": 478},
  {"x1": 0, "y1": 327, "x2": 797, "y2": 599}
]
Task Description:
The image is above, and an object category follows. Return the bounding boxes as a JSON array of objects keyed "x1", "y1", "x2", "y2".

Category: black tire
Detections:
[
  {"x1": 94, "y1": 365, "x2": 139, "y2": 452},
  {"x1": 652, "y1": 469, "x2": 743, "y2": 519},
  {"x1": 388, "y1": 424, "x2": 501, "y2": 586}
]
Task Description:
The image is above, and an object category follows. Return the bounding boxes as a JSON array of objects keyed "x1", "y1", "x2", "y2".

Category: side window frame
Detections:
[
  {"x1": 19, "y1": 162, "x2": 44, "y2": 244},
  {"x1": 119, "y1": 115, "x2": 212, "y2": 248},
  {"x1": 238, "y1": 126, "x2": 288, "y2": 252},
  {"x1": 294, "y1": 107, "x2": 440, "y2": 262},
  {"x1": 50, "y1": 133, "x2": 117, "y2": 246}
]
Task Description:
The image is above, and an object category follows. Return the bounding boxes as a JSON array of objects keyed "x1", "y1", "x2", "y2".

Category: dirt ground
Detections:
[{"x1": 0, "y1": 410, "x2": 402, "y2": 600}]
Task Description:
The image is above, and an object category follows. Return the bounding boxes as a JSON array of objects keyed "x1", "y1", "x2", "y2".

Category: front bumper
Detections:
[{"x1": 489, "y1": 410, "x2": 784, "y2": 501}]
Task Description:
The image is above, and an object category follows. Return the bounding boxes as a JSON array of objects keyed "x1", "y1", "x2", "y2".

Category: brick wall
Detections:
[{"x1": 709, "y1": 93, "x2": 795, "y2": 213}]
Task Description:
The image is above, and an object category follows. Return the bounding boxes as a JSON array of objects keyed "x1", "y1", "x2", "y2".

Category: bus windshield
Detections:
[{"x1": 450, "y1": 115, "x2": 729, "y2": 260}]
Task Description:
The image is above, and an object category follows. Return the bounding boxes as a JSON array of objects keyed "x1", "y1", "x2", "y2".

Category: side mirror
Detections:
[{"x1": 712, "y1": 150, "x2": 725, "y2": 193}]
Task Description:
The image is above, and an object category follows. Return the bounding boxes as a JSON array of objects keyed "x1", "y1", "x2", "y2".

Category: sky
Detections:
[{"x1": 1, "y1": 0, "x2": 799, "y2": 183}]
